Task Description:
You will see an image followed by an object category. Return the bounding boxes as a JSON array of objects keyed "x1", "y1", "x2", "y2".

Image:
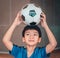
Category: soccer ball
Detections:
[{"x1": 21, "y1": 3, "x2": 42, "y2": 25}]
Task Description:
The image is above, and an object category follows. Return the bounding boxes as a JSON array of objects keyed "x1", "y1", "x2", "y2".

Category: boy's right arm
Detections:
[{"x1": 2, "y1": 12, "x2": 22, "y2": 51}]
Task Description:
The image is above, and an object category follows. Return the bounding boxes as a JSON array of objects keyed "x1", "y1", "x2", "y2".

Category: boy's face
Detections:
[{"x1": 22, "y1": 29, "x2": 41, "y2": 46}]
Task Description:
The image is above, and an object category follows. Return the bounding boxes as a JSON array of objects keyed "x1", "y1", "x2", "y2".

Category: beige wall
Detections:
[{"x1": 0, "y1": 0, "x2": 59, "y2": 52}]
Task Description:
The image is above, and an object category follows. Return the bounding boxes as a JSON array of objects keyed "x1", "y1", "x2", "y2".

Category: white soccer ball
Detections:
[{"x1": 21, "y1": 3, "x2": 42, "y2": 25}]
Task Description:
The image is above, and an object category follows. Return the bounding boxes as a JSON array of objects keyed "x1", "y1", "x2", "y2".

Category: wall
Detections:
[{"x1": 0, "y1": 0, "x2": 60, "y2": 52}]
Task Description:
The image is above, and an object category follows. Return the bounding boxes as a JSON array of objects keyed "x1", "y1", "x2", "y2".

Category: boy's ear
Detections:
[
  {"x1": 38, "y1": 37, "x2": 41, "y2": 43},
  {"x1": 22, "y1": 37, "x2": 25, "y2": 43}
]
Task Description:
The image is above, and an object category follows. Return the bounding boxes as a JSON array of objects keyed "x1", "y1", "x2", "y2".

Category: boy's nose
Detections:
[{"x1": 30, "y1": 35, "x2": 34, "y2": 39}]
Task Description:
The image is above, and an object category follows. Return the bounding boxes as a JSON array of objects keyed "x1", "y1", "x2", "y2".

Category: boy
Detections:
[{"x1": 2, "y1": 12, "x2": 57, "y2": 58}]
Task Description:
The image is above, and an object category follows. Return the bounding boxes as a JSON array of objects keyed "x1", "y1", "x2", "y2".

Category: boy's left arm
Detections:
[
  {"x1": 44, "y1": 23, "x2": 57, "y2": 54},
  {"x1": 40, "y1": 13, "x2": 57, "y2": 54}
]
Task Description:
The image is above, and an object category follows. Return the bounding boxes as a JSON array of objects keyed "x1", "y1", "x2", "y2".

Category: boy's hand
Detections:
[
  {"x1": 13, "y1": 11, "x2": 23, "y2": 26},
  {"x1": 40, "y1": 12, "x2": 47, "y2": 28}
]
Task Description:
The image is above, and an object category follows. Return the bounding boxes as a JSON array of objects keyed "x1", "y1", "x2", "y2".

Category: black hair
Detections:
[{"x1": 22, "y1": 25, "x2": 42, "y2": 38}]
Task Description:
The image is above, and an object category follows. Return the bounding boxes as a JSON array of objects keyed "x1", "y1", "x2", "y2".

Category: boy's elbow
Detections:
[
  {"x1": 52, "y1": 41, "x2": 57, "y2": 48},
  {"x1": 2, "y1": 38, "x2": 5, "y2": 44},
  {"x1": 55, "y1": 41, "x2": 57, "y2": 47},
  {"x1": 2, "y1": 38, "x2": 7, "y2": 44}
]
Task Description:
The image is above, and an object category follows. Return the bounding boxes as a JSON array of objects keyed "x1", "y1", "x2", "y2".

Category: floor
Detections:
[
  {"x1": 50, "y1": 49, "x2": 60, "y2": 58},
  {"x1": 0, "y1": 49, "x2": 60, "y2": 58}
]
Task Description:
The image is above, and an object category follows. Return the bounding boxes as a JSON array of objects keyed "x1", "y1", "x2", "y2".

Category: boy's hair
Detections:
[{"x1": 22, "y1": 25, "x2": 42, "y2": 38}]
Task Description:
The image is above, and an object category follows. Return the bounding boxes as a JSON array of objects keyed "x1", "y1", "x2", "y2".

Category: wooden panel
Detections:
[{"x1": 0, "y1": 0, "x2": 10, "y2": 26}]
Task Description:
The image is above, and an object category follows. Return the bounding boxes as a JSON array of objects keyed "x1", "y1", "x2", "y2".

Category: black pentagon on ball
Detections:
[
  {"x1": 23, "y1": 5, "x2": 28, "y2": 9},
  {"x1": 30, "y1": 22, "x2": 36, "y2": 25},
  {"x1": 21, "y1": 15, "x2": 25, "y2": 21}
]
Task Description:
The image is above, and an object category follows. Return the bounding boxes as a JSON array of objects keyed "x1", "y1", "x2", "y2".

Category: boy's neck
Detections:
[{"x1": 26, "y1": 45, "x2": 36, "y2": 57}]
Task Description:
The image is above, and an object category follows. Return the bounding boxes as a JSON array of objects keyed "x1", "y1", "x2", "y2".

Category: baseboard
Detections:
[{"x1": 0, "y1": 51, "x2": 9, "y2": 54}]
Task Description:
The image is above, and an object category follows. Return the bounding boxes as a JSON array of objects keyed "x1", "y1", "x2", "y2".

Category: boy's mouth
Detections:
[{"x1": 28, "y1": 40, "x2": 34, "y2": 42}]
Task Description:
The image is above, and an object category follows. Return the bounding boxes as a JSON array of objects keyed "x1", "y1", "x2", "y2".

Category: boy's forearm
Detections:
[
  {"x1": 2, "y1": 12, "x2": 22, "y2": 50},
  {"x1": 44, "y1": 23, "x2": 57, "y2": 47},
  {"x1": 3, "y1": 23, "x2": 16, "y2": 42}
]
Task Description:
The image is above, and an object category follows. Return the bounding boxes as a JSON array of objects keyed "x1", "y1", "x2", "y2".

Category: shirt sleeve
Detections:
[
  {"x1": 39, "y1": 47, "x2": 50, "y2": 58},
  {"x1": 9, "y1": 44, "x2": 22, "y2": 57},
  {"x1": 41, "y1": 47, "x2": 47, "y2": 57}
]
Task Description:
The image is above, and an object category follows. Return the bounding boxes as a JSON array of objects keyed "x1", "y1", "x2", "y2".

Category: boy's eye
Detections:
[
  {"x1": 26, "y1": 33, "x2": 30, "y2": 35},
  {"x1": 34, "y1": 34, "x2": 38, "y2": 36}
]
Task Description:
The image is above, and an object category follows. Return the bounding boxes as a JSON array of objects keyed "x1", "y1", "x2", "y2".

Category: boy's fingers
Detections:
[
  {"x1": 40, "y1": 12, "x2": 46, "y2": 19},
  {"x1": 40, "y1": 12, "x2": 45, "y2": 18}
]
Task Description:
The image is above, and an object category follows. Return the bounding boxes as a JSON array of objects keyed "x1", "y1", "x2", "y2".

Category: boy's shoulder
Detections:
[
  {"x1": 9, "y1": 44, "x2": 26, "y2": 56},
  {"x1": 10, "y1": 45, "x2": 50, "y2": 58},
  {"x1": 12, "y1": 45, "x2": 46, "y2": 54}
]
